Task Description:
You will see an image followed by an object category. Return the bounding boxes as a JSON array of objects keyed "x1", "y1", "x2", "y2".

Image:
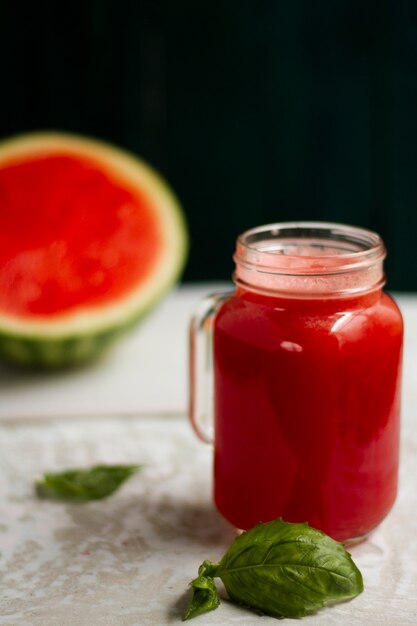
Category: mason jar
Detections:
[{"x1": 189, "y1": 222, "x2": 403, "y2": 542}]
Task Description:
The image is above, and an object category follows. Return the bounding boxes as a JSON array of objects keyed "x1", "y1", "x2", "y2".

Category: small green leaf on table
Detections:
[
  {"x1": 183, "y1": 561, "x2": 220, "y2": 620},
  {"x1": 35, "y1": 464, "x2": 142, "y2": 503}
]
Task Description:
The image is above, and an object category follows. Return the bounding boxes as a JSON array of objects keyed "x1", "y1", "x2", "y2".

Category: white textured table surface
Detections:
[{"x1": 1, "y1": 286, "x2": 416, "y2": 626}]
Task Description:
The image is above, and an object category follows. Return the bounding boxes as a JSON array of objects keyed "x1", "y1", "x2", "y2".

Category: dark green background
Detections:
[{"x1": 1, "y1": 1, "x2": 416, "y2": 290}]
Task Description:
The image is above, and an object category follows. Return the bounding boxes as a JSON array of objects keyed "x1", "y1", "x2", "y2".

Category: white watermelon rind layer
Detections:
[{"x1": 0, "y1": 131, "x2": 188, "y2": 366}]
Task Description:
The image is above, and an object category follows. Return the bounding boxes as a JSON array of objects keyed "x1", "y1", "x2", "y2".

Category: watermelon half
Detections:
[{"x1": 0, "y1": 132, "x2": 188, "y2": 367}]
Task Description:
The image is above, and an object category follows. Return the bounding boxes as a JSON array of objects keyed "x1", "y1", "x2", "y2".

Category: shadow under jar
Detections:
[{"x1": 189, "y1": 222, "x2": 403, "y2": 543}]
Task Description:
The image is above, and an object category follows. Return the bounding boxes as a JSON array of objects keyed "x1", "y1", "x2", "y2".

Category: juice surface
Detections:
[{"x1": 213, "y1": 288, "x2": 403, "y2": 541}]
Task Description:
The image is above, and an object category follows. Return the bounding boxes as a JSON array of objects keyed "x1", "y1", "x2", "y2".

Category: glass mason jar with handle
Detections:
[{"x1": 189, "y1": 222, "x2": 403, "y2": 543}]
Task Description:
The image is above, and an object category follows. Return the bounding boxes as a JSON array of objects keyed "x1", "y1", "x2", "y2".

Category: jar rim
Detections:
[{"x1": 235, "y1": 221, "x2": 386, "y2": 276}]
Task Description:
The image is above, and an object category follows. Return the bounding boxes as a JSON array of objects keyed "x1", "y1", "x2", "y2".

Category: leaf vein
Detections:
[{"x1": 220, "y1": 562, "x2": 353, "y2": 582}]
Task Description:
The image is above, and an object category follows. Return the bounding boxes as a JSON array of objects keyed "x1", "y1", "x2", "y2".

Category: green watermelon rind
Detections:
[
  {"x1": 0, "y1": 311, "x2": 145, "y2": 368},
  {"x1": 0, "y1": 131, "x2": 188, "y2": 367},
  {"x1": 0, "y1": 292, "x2": 168, "y2": 368}
]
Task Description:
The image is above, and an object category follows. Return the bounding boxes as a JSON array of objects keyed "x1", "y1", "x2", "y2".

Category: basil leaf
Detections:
[
  {"x1": 35, "y1": 464, "x2": 141, "y2": 502},
  {"x1": 183, "y1": 561, "x2": 220, "y2": 621},
  {"x1": 215, "y1": 518, "x2": 363, "y2": 618},
  {"x1": 183, "y1": 518, "x2": 363, "y2": 620}
]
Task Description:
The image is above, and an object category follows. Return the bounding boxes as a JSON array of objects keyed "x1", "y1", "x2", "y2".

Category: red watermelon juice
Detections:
[{"x1": 190, "y1": 223, "x2": 403, "y2": 543}]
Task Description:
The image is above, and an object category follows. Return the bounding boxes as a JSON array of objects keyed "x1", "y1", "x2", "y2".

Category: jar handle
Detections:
[{"x1": 189, "y1": 291, "x2": 232, "y2": 443}]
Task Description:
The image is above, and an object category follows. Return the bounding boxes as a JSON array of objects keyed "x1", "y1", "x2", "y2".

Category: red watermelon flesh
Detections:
[{"x1": 0, "y1": 153, "x2": 163, "y2": 317}]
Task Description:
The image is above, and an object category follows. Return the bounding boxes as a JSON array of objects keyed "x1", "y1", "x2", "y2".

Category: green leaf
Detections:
[
  {"x1": 35, "y1": 464, "x2": 141, "y2": 502},
  {"x1": 183, "y1": 560, "x2": 220, "y2": 621},
  {"x1": 183, "y1": 519, "x2": 364, "y2": 620},
  {"x1": 214, "y1": 518, "x2": 364, "y2": 619}
]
